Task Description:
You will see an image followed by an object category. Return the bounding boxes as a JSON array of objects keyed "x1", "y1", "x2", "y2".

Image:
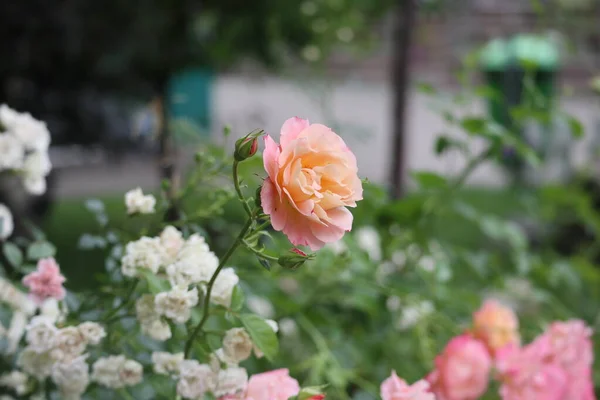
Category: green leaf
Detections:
[
  {"x1": 435, "y1": 136, "x2": 452, "y2": 154},
  {"x1": 411, "y1": 171, "x2": 447, "y2": 189},
  {"x1": 416, "y1": 82, "x2": 436, "y2": 95},
  {"x1": 230, "y1": 285, "x2": 245, "y2": 312},
  {"x1": 240, "y1": 313, "x2": 278, "y2": 361},
  {"x1": 460, "y1": 117, "x2": 486, "y2": 135},
  {"x1": 566, "y1": 116, "x2": 584, "y2": 138},
  {"x1": 27, "y1": 241, "x2": 56, "y2": 260},
  {"x1": 3, "y1": 243, "x2": 22, "y2": 268},
  {"x1": 139, "y1": 269, "x2": 170, "y2": 294}
]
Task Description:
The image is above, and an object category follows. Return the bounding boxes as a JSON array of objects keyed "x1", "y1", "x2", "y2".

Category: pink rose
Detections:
[
  {"x1": 428, "y1": 334, "x2": 491, "y2": 400},
  {"x1": 381, "y1": 371, "x2": 435, "y2": 400},
  {"x1": 472, "y1": 300, "x2": 520, "y2": 354},
  {"x1": 260, "y1": 117, "x2": 363, "y2": 250},
  {"x1": 245, "y1": 369, "x2": 300, "y2": 400},
  {"x1": 22, "y1": 257, "x2": 66, "y2": 304},
  {"x1": 543, "y1": 320, "x2": 595, "y2": 400},
  {"x1": 496, "y1": 336, "x2": 568, "y2": 400}
]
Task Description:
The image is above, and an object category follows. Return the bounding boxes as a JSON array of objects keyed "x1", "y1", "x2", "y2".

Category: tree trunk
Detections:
[
  {"x1": 390, "y1": 0, "x2": 417, "y2": 199},
  {"x1": 156, "y1": 77, "x2": 180, "y2": 221}
]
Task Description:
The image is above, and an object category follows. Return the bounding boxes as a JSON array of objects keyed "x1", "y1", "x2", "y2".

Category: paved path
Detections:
[{"x1": 51, "y1": 75, "x2": 600, "y2": 198}]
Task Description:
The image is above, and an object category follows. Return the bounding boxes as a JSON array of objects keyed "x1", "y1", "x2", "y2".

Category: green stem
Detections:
[
  {"x1": 184, "y1": 216, "x2": 254, "y2": 358},
  {"x1": 242, "y1": 240, "x2": 279, "y2": 261},
  {"x1": 101, "y1": 280, "x2": 138, "y2": 323},
  {"x1": 233, "y1": 161, "x2": 253, "y2": 217}
]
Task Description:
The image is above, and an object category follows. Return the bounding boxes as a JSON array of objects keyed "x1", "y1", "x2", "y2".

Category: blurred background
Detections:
[
  {"x1": 3, "y1": 0, "x2": 600, "y2": 280},
  {"x1": 2, "y1": 1, "x2": 600, "y2": 396}
]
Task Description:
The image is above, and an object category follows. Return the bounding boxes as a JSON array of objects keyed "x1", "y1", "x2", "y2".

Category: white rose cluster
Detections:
[
  {"x1": 16, "y1": 318, "x2": 105, "y2": 398},
  {"x1": 0, "y1": 371, "x2": 29, "y2": 396},
  {"x1": 124, "y1": 187, "x2": 156, "y2": 214},
  {"x1": 0, "y1": 104, "x2": 52, "y2": 195},
  {"x1": 124, "y1": 226, "x2": 241, "y2": 339},
  {"x1": 91, "y1": 355, "x2": 143, "y2": 389},
  {"x1": 175, "y1": 359, "x2": 248, "y2": 400}
]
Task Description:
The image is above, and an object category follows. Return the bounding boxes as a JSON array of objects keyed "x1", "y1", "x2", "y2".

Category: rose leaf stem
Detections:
[
  {"x1": 241, "y1": 240, "x2": 279, "y2": 261},
  {"x1": 184, "y1": 216, "x2": 254, "y2": 358},
  {"x1": 233, "y1": 160, "x2": 253, "y2": 217}
]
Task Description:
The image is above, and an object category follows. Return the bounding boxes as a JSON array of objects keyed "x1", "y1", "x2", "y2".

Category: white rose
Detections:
[
  {"x1": 0, "y1": 105, "x2": 51, "y2": 151},
  {"x1": 22, "y1": 150, "x2": 51, "y2": 195},
  {"x1": 92, "y1": 355, "x2": 142, "y2": 389},
  {"x1": 23, "y1": 175, "x2": 46, "y2": 196},
  {"x1": 25, "y1": 316, "x2": 58, "y2": 352},
  {"x1": 278, "y1": 318, "x2": 298, "y2": 336},
  {"x1": 17, "y1": 347, "x2": 59, "y2": 379},
  {"x1": 222, "y1": 328, "x2": 253, "y2": 364},
  {"x1": 6, "y1": 312, "x2": 28, "y2": 354},
  {"x1": 0, "y1": 277, "x2": 35, "y2": 314},
  {"x1": 152, "y1": 351, "x2": 184, "y2": 375},
  {"x1": 136, "y1": 295, "x2": 172, "y2": 341},
  {"x1": 0, "y1": 371, "x2": 29, "y2": 395},
  {"x1": 91, "y1": 355, "x2": 125, "y2": 389},
  {"x1": 0, "y1": 204, "x2": 14, "y2": 240},
  {"x1": 39, "y1": 298, "x2": 63, "y2": 324},
  {"x1": 167, "y1": 234, "x2": 218, "y2": 287},
  {"x1": 141, "y1": 318, "x2": 172, "y2": 341},
  {"x1": 209, "y1": 348, "x2": 238, "y2": 372},
  {"x1": 124, "y1": 187, "x2": 156, "y2": 214},
  {"x1": 0, "y1": 134, "x2": 24, "y2": 170},
  {"x1": 121, "y1": 237, "x2": 166, "y2": 277},
  {"x1": 246, "y1": 296, "x2": 275, "y2": 319},
  {"x1": 51, "y1": 327, "x2": 86, "y2": 361},
  {"x1": 214, "y1": 367, "x2": 248, "y2": 398},
  {"x1": 155, "y1": 286, "x2": 198, "y2": 324},
  {"x1": 209, "y1": 268, "x2": 239, "y2": 307},
  {"x1": 177, "y1": 360, "x2": 216, "y2": 399},
  {"x1": 119, "y1": 359, "x2": 143, "y2": 387},
  {"x1": 77, "y1": 322, "x2": 106, "y2": 345},
  {"x1": 355, "y1": 226, "x2": 382, "y2": 261},
  {"x1": 159, "y1": 226, "x2": 185, "y2": 264},
  {"x1": 51, "y1": 355, "x2": 89, "y2": 398}
]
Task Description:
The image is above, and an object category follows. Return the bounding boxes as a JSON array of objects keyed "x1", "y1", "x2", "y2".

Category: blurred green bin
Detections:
[{"x1": 480, "y1": 34, "x2": 560, "y2": 129}]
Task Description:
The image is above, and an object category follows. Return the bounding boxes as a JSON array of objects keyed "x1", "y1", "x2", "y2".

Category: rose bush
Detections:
[{"x1": 0, "y1": 75, "x2": 598, "y2": 400}]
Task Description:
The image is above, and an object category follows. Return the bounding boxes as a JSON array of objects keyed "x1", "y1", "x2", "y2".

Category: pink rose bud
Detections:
[
  {"x1": 472, "y1": 299, "x2": 520, "y2": 354},
  {"x1": 277, "y1": 248, "x2": 313, "y2": 270},
  {"x1": 234, "y1": 132, "x2": 261, "y2": 162},
  {"x1": 22, "y1": 257, "x2": 66, "y2": 304},
  {"x1": 260, "y1": 117, "x2": 363, "y2": 250},
  {"x1": 428, "y1": 334, "x2": 491, "y2": 400}
]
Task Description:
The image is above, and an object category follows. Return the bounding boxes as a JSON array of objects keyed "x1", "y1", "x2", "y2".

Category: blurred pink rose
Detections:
[
  {"x1": 245, "y1": 369, "x2": 300, "y2": 400},
  {"x1": 22, "y1": 257, "x2": 66, "y2": 304},
  {"x1": 496, "y1": 336, "x2": 568, "y2": 400},
  {"x1": 428, "y1": 334, "x2": 491, "y2": 400},
  {"x1": 381, "y1": 370, "x2": 435, "y2": 400},
  {"x1": 544, "y1": 320, "x2": 595, "y2": 400},
  {"x1": 472, "y1": 299, "x2": 520, "y2": 354},
  {"x1": 260, "y1": 117, "x2": 363, "y2": 250}
]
